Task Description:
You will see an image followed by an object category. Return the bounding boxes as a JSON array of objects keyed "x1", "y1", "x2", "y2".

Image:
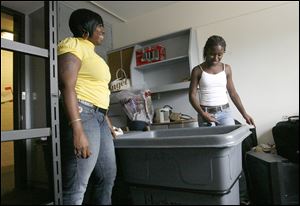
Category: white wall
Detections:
[{"x1": 112, "y1": 1, "x2": 299, "y2": 144}]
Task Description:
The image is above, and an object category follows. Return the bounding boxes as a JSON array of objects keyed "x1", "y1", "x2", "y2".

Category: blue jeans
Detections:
[
  {"x1": 59, "y1": 101, "x2": 116, "y2": 205},
  {"x1": 198, "y1": 107, "x2": 235, "y2": 127}
]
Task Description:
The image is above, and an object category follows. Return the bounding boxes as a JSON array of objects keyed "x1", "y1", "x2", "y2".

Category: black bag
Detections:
[
  {"x1": 272, "y1": 116, "x2": 299, "y2": 163},
  {"x1": 234, "y1": 119, "x2": 258, "y2": 169},
  {"x1": 234, "y1": 120, "x2": 258, "y2": 203}
]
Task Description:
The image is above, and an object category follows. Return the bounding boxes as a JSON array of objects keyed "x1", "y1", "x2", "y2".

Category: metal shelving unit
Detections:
[{"x1": 1, "y1": 1, "x2": 62, "y2": 205}]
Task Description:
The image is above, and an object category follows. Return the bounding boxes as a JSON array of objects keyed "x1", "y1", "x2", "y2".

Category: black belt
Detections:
[
  {"x1": 201, "y1": 103, "x2": 229, "y2": 113},
  {"x1": 78, "y1": 99, "x2": 107, "y2": 115}
]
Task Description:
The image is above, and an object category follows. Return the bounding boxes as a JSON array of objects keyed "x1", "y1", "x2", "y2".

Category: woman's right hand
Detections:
[
  {"x1": 58, "y1": 53, "x2": 91, "y2": 158},
  {"x1": 202, "y1": 111, "x2": 217, "y2": 123},
  {"x1": 73, "y1": 128, "x2": 91, "y2": 159}
]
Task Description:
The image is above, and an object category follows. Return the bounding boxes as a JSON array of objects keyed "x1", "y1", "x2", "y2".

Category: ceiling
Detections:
[
  {"x1": 92, "y1": 1, "x2": 178, "y2": 22},
  {"x1": 1, "y1": 1, "x2": 44, "y2": 15},
  {"x1": 1, "y1": 1, "x2": 178, "y2": 22}
]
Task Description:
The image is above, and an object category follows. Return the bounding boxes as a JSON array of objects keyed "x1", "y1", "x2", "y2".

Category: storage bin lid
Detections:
[{"x1": 114, "y1": 125, "x2": 251, "y2": 148}]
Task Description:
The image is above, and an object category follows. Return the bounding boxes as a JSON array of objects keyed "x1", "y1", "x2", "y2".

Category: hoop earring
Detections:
[{"x1": 82, "y1": 31, "x2": 89, "y2": 39}]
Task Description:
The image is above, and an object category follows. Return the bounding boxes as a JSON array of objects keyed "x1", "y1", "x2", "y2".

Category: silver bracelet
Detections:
[{"x1": 68, "y1": 118, "x2": 81, "y2": 125}]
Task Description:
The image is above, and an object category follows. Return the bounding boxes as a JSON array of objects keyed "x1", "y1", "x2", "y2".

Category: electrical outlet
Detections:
[
  {"x1": 21, "y1": 92, "x2": 26, "y2": 100},
  {"x1": 32, "y1": 92, "x2": 37, "y2": 100},
  {"x1": 152, "y1": 93, "x2": 160, "y2": 100}
]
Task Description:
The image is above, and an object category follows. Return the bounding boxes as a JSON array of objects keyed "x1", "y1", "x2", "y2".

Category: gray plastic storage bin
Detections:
[
  {"x1": 129, "y1": 179, "x2": 240, "y2": 205},
  {"x1": 113, "y1": 125, "x2": 250, "y2": 204}
]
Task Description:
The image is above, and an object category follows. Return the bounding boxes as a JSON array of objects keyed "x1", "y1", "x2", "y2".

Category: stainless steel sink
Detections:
[{"x1": 150, "y1": 121, "x2": 198, "y2": 130}]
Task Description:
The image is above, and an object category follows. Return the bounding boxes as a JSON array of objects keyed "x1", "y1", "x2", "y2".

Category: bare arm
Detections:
[
  {"x1": 58, "y1": 53, "x2": 91, "y2": 158},
  {"x1": 189, "y1": 66, "x2": 217, "y2": 123},
  {"x1": 226, "y1": 65, "x2": 255, "y2": 126}
]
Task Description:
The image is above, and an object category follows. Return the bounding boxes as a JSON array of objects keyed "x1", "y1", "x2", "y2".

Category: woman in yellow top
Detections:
[{"x1": 57, "y1": 9, "x2": 116, "y2": 205}]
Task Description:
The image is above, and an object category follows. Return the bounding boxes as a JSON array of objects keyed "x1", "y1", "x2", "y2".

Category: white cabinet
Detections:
[
  {"x1": 129, "y1": 28, "x2": 199, "y2": 93},
  {"x1": 108, "y1": 28, "x2": 200, "y2": 128}
]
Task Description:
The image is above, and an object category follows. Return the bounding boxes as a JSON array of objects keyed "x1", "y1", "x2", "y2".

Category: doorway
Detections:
[
  {"x1": 1, "y1": 4, "x2": 54, "y2": 204},
  {"x1": 1, "y1": 11, "x2": 15, "y2": 197}
]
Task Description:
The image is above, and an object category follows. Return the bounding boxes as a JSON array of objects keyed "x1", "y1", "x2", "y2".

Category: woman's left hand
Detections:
[
  {"x1": 106, "y1": 115, "x2": 117, "y2": 139},
  {"x1": 243, "y1": 114, "x2": 255, "y2": 127},
  {"x1": 109, "y1": 127, "x2": 117, "y2": 139}
]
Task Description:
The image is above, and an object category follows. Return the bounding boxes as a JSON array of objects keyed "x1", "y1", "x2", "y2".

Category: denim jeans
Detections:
[
  {"x1": 59, "y1": 101, "x2": 117, "y2": 205},
  {"x1": 198, "y1": 107, "x2": 235, "y2": 127}
]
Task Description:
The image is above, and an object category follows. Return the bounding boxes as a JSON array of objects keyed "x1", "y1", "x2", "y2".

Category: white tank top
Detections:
[{"x1": 198, "y1": 63, "x2": 229, "y2": 106}]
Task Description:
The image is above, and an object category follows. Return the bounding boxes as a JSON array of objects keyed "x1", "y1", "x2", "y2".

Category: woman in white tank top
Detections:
[
  {"x1": 189, "y1": 35, "x2": 255, "y2": 205},
  {"x1": 189, "y1": 35, "x2": 255, "y2": 127}
]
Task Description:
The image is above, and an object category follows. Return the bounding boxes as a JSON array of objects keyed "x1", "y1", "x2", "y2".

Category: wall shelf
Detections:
[
  {"x1": 150, "y1": 81, "x2": 190, "y2": 93},
  {"x1": 135, "y1": 55, "x2": 189, "y2": 71}
]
